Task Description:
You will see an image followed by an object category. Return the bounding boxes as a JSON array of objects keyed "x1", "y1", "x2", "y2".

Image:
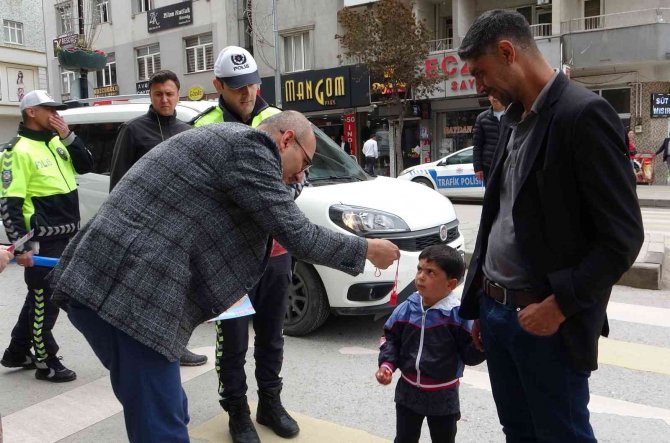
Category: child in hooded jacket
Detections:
[{"x1": 376, "y1": 244, "x2": 485, "y2": 443}]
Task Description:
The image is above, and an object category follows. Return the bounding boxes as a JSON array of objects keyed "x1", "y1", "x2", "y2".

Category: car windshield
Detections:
[{"x1": 308, "y1": 125, "x2": 368, "y2": 184}]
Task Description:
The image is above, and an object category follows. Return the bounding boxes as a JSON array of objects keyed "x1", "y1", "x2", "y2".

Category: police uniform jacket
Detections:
[
  {"x1": 1, "y1": 124, "x2": 93, "y2": 250},
  {"x1": 50, "y1": 123, "x2": 368, "y2": 362}
]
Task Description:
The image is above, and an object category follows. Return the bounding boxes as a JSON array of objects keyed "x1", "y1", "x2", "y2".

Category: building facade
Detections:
[
  {"x1": 43, "y1": 0, "x2": 248, "y2": 102},
  {"x1": 39, "y1": 0, "x2": 670, "y2": 182},
  {"x1": 0, "y1": 0, "x2": 48, "y2": 140}
]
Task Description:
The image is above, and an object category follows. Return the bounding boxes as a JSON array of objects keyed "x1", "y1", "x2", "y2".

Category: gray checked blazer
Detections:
[{"x1": 50, "y1": 123, "x2": 368, "y2": 361}]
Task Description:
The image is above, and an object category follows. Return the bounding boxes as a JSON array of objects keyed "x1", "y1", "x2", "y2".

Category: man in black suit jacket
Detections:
[{"x1": 458, "y1": 10, "x2": 643, "y2": 442}]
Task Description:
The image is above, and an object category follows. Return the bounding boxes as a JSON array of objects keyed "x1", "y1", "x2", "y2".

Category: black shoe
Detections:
[
  {"x1": 179, "y1": 348, "x2": 208, "y2": 366},
  {"x1": 221, "y1": 396, "x2": 260, "y2": 443},
  {"x1": 257, "y1": 387, "x2": 300, "y2": 438},
  {"x1": 1, "y1": 348, "x2": 37, "y2": 369},
  {"x1": 35, "y1": 356, "x2": 77, "y2": 383}
]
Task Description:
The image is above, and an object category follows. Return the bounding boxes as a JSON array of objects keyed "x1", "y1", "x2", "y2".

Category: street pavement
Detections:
[{"x1": 1, "y1": 197, "x2": 669, "y2": 442}]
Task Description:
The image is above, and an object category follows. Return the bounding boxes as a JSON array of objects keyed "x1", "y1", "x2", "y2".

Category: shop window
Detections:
[
  {"x1": 436, "y1": 109, "x2": 481, "y2": 158},
  {"x1": 598, "y1": 88, "x2": 631, "y2": 115}
]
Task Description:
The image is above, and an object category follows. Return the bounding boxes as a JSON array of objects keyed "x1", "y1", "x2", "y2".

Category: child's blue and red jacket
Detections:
[{"x1": 379, "y1": 291, "x2": 485, "y2": 392}]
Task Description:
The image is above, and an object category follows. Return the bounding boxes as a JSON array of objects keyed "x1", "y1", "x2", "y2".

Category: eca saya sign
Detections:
[
  {"x1": 260, "y1": 65, "x2": 370, "y2": 113},
  {"x1": 424, "y1": 53, "x2": 477, "y2": 98}
]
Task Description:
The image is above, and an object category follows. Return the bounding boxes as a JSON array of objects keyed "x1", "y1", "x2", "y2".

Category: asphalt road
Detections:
[{"x1": 0, "y1": 203, "x2": 669, "y2": 442}]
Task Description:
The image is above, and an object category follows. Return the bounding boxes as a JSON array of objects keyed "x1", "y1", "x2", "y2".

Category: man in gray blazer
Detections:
[{"x1": 49, "y1": 111, "x2": 399, "y2": 443}]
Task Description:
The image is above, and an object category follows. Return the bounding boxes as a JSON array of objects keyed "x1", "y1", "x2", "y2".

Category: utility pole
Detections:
[
  {"x1": 78, "y1": 0, "x2": 88, "y2": 99},
  {"x1": 272, "y1": 0, "x2": 282, "y2": 108}
]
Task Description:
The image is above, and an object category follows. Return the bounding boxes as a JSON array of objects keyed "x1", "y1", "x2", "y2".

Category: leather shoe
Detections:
[{"x1": 179, "y1": 348, "x2": 207, "y2": 366}]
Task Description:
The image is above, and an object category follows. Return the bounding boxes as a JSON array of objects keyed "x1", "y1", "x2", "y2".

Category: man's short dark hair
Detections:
[
  {"x1": 419, "y1": 245, "x2": 465, "y2": 282},
  {"x1": 149, "y1": 70, "x2": 180, "y2": 90},
  {"x1": 458, "y1": 9, "x2": 537, "y2": 61}
]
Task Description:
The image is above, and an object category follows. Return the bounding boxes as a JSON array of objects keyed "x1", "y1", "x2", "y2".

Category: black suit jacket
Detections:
[{"x1": 460, "y1": 73, "x2": 644, "y2": 372}]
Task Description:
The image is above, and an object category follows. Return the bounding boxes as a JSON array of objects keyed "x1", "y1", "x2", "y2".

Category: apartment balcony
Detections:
[
  {"x1": 562, "y1": 8, "x2": 670, "y2": 69},
  {"x1": 428, "y1": 38, "x2": 454, "y2": 53}
]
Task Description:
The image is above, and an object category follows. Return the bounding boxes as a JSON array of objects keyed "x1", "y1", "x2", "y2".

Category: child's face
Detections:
[{"x1": 415, "y1": 258, "x2": 459, "y2": 306}]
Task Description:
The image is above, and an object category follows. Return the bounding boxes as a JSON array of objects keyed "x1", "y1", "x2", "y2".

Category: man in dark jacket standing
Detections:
[
  {"x1": 109, "y1": 70, "x2": 191, "y2": 191},
  {"x1": 472, "y1": 95, "x2": 505, "y2": 184},
  {"x1": 458, "y1": 10, "x2": 643, "y2": 442},
  {"x1": 49, "y1": 111, "x2": 400, "y2": 443},
  {"x1": 1, "y1": 90, "x2": 93, "y2": 382},
  {"x1": 108, "y1": 70, "x2": 206, "y2": 367}
]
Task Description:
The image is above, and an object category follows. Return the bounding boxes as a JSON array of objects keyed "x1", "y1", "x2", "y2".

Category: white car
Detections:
[
  {"x1": 2, "y1": 98, "x2": 465, "y2": 336},
  {"x1": 398, "y1": 146, "x2": 485, "y2": 200}
]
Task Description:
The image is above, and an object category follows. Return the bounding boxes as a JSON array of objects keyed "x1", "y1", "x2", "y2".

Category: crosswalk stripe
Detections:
[
  {"x1": 607, "y1": 302, "x2": 670, "y2": 328},
  {"x1": 462, "y1": 369, "x2": 670, "y2": 426},
  {"x1": 1, "y1": 346, "x2": 216, "y2": 443},
  {"x1": 598, "y1": 338, "x2": 670, "y2": 375}
]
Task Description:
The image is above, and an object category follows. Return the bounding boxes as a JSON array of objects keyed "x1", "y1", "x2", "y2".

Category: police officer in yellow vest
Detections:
[
  {"x1": 192, "y1": 46, "x2": 299, "y2": 443},
  {"x1": 1, "y1": 90, "x2": 93, "y2": 382}
]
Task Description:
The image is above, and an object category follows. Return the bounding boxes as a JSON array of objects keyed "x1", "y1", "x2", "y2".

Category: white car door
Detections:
[{"x1": 430, "y1": 148, "x2": 483, "y2": 198}]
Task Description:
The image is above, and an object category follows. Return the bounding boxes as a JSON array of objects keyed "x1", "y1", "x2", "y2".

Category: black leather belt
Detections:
[{"x1": 482, "y1": 276, "x2": 546, "y2": 307}]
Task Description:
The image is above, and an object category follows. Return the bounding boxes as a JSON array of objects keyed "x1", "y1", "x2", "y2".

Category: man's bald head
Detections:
[
  {"x1": 257, "y1": 110, "x2": 313, "y2": 144},
  {"x1": 258, "y1": 110, "x2": 316, "y2": 184}
]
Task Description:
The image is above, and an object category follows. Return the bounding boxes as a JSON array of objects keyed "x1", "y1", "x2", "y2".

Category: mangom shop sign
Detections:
[{"x1": 147, "y1": 1, "x2": 193, "y2": 33}]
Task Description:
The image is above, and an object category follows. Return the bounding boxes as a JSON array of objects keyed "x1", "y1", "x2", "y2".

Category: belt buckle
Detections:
[{"x1": 492, "y1": 281, "x2": 507, "y2": 305}]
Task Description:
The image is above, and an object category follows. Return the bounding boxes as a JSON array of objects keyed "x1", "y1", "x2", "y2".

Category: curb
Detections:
[{"x1": 638, "y1": 198, "x2": 670, "y2": 209}]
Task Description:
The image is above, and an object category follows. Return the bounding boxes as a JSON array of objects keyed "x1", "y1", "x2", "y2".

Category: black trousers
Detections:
[
  {"x1": 215, "y1": 253, "x2": 292, "y2": 399},
  {"x1": 8, "y1": 238, "x2": 69, "y2": 361},
  {"x1": 394, "y1": 403, "x2": 458, "y2": 443},
  {"x1": 365, "y1": 156, "x2": 376, "y2": 175}
]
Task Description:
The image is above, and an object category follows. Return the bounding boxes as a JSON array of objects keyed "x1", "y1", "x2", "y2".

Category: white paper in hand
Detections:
[{"x1": 207, "y1": 295, "x2": 255, "y2": 322}]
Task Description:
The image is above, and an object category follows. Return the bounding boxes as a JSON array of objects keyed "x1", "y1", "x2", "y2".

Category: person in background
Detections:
[
  {"x1": 1, "y1": 90, "x2": 94, "y2": 382},
  {"x1": 108, "y1": 70, "x2": 206, "y2": 366},
  {"x1": 49, "y1": 111, "x2": 400, "y2": 443},
  {"x1": 473, "y1": 95, "x2": 505, "y2": 185},
  {"x1": 191, "y1": 46, "x2": 302, "y2": 443},
  {"x1": 362, "y1": 133, "x2": 379, "y2": 176},
  {"x1": 376, "y1": 245, "x2": 485, "y2": 442},
  {"x1": 457, "y1": 10, "x2": 643, "y2": 442},
  {"x1": 626, "y1": 128, "x2": 637, "y2": 160},
  {"x1": 655, "y1": 131, "x2": 670, "y2": 183}
]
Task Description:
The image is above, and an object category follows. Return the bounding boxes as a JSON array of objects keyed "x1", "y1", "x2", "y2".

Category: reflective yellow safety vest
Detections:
[
  {"x1": 1, "y1": 130, "x2": 81, "y2": 243},
  {"x1": 192, "y1": 98, "x2": 281, "y2": 128}
]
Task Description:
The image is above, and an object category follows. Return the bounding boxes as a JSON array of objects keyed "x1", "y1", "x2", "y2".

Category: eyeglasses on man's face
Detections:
[{"x1": 280, "y1": 129, "x2": 312, "y2": 172}]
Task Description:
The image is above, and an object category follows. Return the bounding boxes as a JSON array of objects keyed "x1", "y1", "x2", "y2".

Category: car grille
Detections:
[{"x1": 370, "y1": 222, "x2": 460, "y2": 252}]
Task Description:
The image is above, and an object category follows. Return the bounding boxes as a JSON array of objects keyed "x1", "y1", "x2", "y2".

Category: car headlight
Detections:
[
  {"x1": 329, "y1": 205, "x2": 410, "y2": 236},
  {"x1": 399, "y1": 168, "x2": 412, "y2": 176}
]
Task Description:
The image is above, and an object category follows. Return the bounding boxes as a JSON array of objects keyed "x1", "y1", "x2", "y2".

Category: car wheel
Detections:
[
  {"x1": 412, "y1": 177, "x2": 434, "y2": 189},
  {"x1": 284, "y1": 261, "x2": 330, "y2": 336}
]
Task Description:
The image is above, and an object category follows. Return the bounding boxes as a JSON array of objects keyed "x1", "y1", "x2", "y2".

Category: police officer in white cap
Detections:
[
  {"x1": 191, "y1": 46, "x2": 279, "y2": 127},
  {"x1": 192, "y1": 47, "x2": 300, "y2": 443}
]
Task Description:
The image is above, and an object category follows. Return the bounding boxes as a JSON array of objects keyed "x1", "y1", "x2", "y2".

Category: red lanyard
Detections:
[
  {"x1": 376, "y1": 258, "x2": 400, "y2": 306},
  {"x1": 389, "y1": 257, "x2": 400, "y2": 306}
]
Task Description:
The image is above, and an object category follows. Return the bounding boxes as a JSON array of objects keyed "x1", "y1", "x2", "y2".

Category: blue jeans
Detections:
[
  {"x1": 479, "y1": 291, "x2": 596, "y2": 443},
  {"x1": 67, "y1": 301, "x2": 190, "y2": 443}
]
